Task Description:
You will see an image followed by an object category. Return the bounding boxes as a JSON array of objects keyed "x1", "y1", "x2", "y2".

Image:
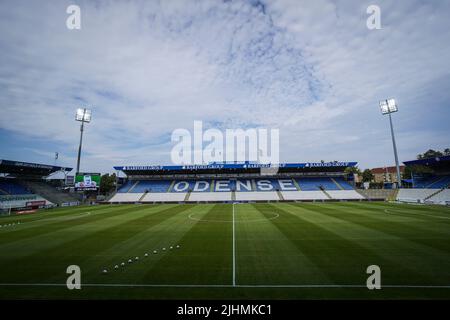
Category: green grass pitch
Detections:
[{"x1": 1, "y1": 202, "x2": 450, "y2": 299}]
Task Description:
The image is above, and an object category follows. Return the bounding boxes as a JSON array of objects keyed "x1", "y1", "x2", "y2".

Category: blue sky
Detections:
[{"x1": 1, "y1": 0, "x2": 450, "y2": 174}]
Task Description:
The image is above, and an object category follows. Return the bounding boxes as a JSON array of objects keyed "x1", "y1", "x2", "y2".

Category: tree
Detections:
[
  {"x1": 100, "y1": 173, "x2": 116, "y2": 194},
  {"x1": 417, "y1": 149, "x2": 444, "y2": 159},
  {"x1": 344, "y1": 166, "x2": 361, "y2": 176},
  {"x1": 362, "y1": 169, "x2": 374, "y2": 182},
  {"x1": 444, "y1": 148, "x2": 450, "y2": 156},
  {"x1": 403, "y1": 165, "x2": 434, "y2": 179}
]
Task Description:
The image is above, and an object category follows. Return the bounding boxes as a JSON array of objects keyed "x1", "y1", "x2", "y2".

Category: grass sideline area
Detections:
[{"x1": 0, "y1": 202, "x2": 450, "y2": 299}]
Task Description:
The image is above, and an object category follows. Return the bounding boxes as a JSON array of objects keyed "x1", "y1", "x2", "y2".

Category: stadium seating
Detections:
[
  {"x1": 281, "y1": 191, "x2": 328, "y2": 201},
  {"x1": 296, "y1": 178, "x2": 340, "y2": 191},
  {"x1": 20, "y1": 180, "x2": 78, "y2": 205},
  {"x1": 327, "y1": 190, "x2": 365, "y2": 200},
  {"x1": 109, "y1": 193, "x2": 144, "y2": 202},
  {"x1": 333, "y1": 177, "x2": 354, "y2": 190},
  {"x1": 117, "y1": 180, "x2": 135, "y2": 193},
  {"x1": 425, "y1": 189, "x2": 450, "y2": 205},
  {"x1": 396, "y1": 189, "x2": 440, "y2": 203},
  {"x1": 188, "y1": 192, "x2": 232, "y2": 202},
  {"x1": 132, "y1": 180, "x2": 172, "y2": 193},
  {"x1": 412, "y1": 175, "x2": 450, "y2": 189},
  {"x1": 235, "y1": 191, "x2": 280, "y2": 201},
  {"x1": 141, "y1": 192, "x2": 187, "y2": 202},
  {"x1": 0, "y1": 194, "x2": 53, "y2": 210},
  {"x1": 0, "y1": 180, "x2": 31, "y2": 195}
]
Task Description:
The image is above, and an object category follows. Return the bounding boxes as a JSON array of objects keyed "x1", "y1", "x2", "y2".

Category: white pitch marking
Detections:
[
  {"x1": 0, "y1": 283, "x2": 450, "y2": 289},
  {"x1": 384, "y1": 209, "x2": 450, "y2": 220},
  {"x1": 232, "y1": 203, "x2": 236, "y2": 287},
  {"x1": 188, "y1": 212, "x2": 279, "y2": 223}
]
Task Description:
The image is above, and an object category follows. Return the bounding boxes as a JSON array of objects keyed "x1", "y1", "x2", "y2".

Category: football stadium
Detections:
[
  {"x1": 1, "y1": 0, "x2": 450, "y2": 311},
  {"x1": 1, "y1": 158, "x2": 450, "y2": 300}
]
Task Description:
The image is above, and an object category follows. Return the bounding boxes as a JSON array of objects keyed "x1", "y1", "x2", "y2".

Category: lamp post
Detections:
[
  {"x1": 379, "y1": 99, "x2": 402, "y2": 188},
  {"x1": 75, "y1": 108, "x2": 92, "y2": 175}
]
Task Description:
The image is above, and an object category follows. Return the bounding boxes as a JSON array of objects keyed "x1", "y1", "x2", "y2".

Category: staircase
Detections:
[
  {"x1": 184, "y1": 191, "x2": 191, "y2": 202},
  {"x1": 320, "y1": 189, "x2": 333, "y2": 200},
  {"x1": 138, "y1": 191, "x2": 148, "y2": 201},
  {"x1": 425, "y1": 188, "x2": 445, "y2": 201},
  {"x1": 331, "y1": 177, "x2": 344, "y2": 190},
  {"x1": 127, "y1": 180, "x2": 140, "y2": 193},
  {"x1": 292, "y1": 179, "x2": 301, "y2": 191},
  {"x1": 276, "y1": 190, "x2": 284, "y2": 201},
  {"x1": 231, "y1": 191, "x2": 236, "y2": 201},
  {"x1": 20, "y1": 181, "x2": 79, "y2": 205}
]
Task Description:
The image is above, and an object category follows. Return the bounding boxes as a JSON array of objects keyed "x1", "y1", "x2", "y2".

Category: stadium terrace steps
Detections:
[
  {"x1": 188, "y1": 192, "x2": 233, "y2": 202},
  {"x1": 412, "y1": 175, "x2": 450, "y2": 189},
  {"x1": 326, "y1": 190, "x2": 365, "y2": 200},
  {"x1": 396, "y1": 188, "x2": 440, "y2": 203},
  {"x1": 331, "y1": 177, "x2": 344, "y2": 190},
  {"x1": 141, "y1": 192, "x2": 187, "y2": 202},
  {"x1": 108, "y1": 190, "x2": 368, "y2": 203},
  {"x1": 109, "y1": 193, "x2": 144, "y2": 202},
  {"x1": 426, "y1": 189, "x2": 450, "y2": 204},
  {"x1": 355, "y1": 189, "x2": 396, "y2": 200},
  {"x1": 0, "y1": 180, "x2": 31, "y2": 195},
  {"x1": 280, "y1": 191, "x2": 328, "y2": 201},
  {"x1": 276, "y1": 190, "x2": 285, "y2": 201},
  {"x1": 235, "y1": 191, "x2": 280, "y2": 201},
  {"x1": 320, "y1": 189, "x2": 333, "y2": 199},
  {"x1": 127, "y1": 180, "x2": 140, "y2": 193},
  {"x1": 19, "y1": 180, "x2": 77, "y2": 205}
]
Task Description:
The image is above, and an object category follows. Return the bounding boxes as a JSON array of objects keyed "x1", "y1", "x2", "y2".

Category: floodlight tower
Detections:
[
  {"x1": 379, "y1": 99, "x2": 402, "y2": 188},
  {"x1": 75, "y1": 108, "x2": 92, "y2": 175}
]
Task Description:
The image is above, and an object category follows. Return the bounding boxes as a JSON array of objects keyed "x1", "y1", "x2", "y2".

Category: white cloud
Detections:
[{"x1": 0, "y1": 0, "x2": 449, "y2": 172}]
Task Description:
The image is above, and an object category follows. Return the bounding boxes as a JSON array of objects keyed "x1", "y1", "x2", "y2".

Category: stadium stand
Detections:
[
  {"x1": 356, "y1": 189, "x2": 398, "y2": 201},
  {"x1": 188, "y1": 192, "x2": 233, "y2": 202},
  {"x1": 20, "y1": 180, "x2": 79, "y2": 205},
  {"x1": 0, "y1": 160, "x2": 76, "y2": 210},
  {"x1": 141, "y1": 192, "x2": 187, "y2": 203},
  {"x1": 0, "y1": 180, "x2": 31, "y2": 195},
  {"x1": 426, "y1": 189, "x2": 450, "y2": 205},
  {"x1": 296, "y1": 177, "x2": 339, "y2": 191},
  {"x1": 235, "y1": 191, "x2": 280, "y2": 201},
  {"x1": 327, "y1": 190, "x2": 365, "y2": 200},
  {"x1": 110, "y1": 162, "x2": 365, "y2": 203},
  {"x1": 281, "y1": 191, "x2": 328, "y2": 201},
  {"x1": 396, "y1": 189, "x2": 440, "y2": 203},
  {"x1": 332, "y1": 177, "x2": 354, "y2": 190},
  {"x1": 411, "y1": 175, "x2": 450, "y2": 189},
  {"x1": 109, "y1": 193, "x2": 144, "y2": 202},
  {"x1": 132, "y1": 180, "x2": 173, "y2": 193}
]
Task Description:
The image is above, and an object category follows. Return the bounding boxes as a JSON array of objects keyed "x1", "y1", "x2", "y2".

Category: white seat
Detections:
[
  {"x1": 187, "y1": 192, "x2": 232, "y2": 202},
  {"x1": 281, "y1": 191, "x2": 328, "y2": 200},
  {"x1": 327, "y1": 190, "x2": 365, "y2": 200},
  {"x1": 142, "y1": 193, "x2": 187, "y2": 202},
  {"x1": 109, "y1": 193, "x2": 144, "y2": 202},
  {"x1": 235, "y1": 192, "x2": 280, "y2": 201}
]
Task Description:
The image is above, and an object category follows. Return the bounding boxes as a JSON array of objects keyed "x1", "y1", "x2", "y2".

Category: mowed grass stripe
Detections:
[
  {"x1": 342, "y1": 202, "x2": 450, "y2": 220},
  {"x1": 235, "y1": 204, "x2": 330, "y2": 285},
  {"x1": 140, "y1": 204, "x2": 232, "y2": 285},
  {"x1": 254, "y1": 203, "x2": 423, "y2": 286},
  {"x1": 283, "y1": 202, "x2": 450, "y2": 285},
  {"x1": 83, "y1": 204, "x2": 215, "y2": 284},
  {"x1": 0, "y1": 204, "x2": 142, "y2": 245},
  {"x1": 0, "y1": 204, "x2": 192, "y2": 283},
  {"x1": 0, "y1": 204, "x2": 163, "y2": 254},
  {"x1": 306, "y1": 202, "x2": 450, "y2": 254}
]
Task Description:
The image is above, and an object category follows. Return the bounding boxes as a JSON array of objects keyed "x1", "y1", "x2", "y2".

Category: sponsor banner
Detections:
[{"x1": 26, "y1": 200, "x2": 46, "y2": 207}]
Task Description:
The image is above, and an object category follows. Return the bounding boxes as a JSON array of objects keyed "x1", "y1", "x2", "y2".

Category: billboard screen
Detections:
[{"x1": 75, "y1": 173, "x2": 100, "y2": 191}]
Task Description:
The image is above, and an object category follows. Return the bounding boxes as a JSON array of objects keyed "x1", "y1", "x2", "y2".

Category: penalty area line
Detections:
[{"x1": 1, "y1": 283, "x2": 450, "y2": 289}]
